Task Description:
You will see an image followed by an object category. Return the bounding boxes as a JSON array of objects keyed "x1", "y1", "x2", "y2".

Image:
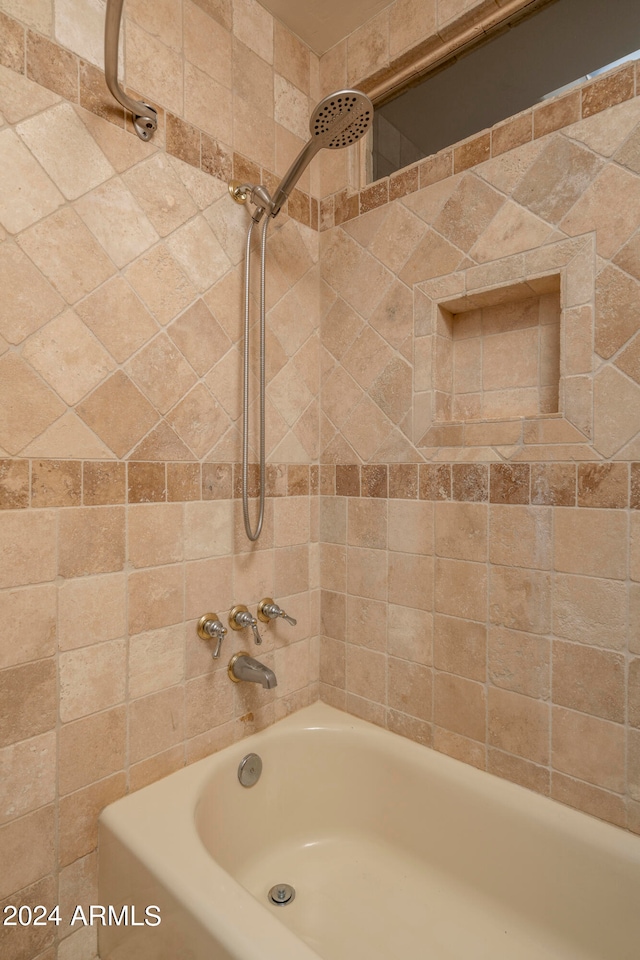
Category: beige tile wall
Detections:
[
  {"x1": 319, "y1": 79, "x2": 640, "y2": 837},
  {"x1": 0, "y1": 4, "x2": 321, "y2": 959},
  {"x1": 2, "y1": 1, "x2": 640, "y2": 958}
]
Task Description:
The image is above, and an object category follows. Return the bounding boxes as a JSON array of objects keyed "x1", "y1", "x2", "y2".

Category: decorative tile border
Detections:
[
  {"x1": 321, "y1": 61, "x2": 640, "y2": 231},
  {"x1": 320, "y1": 462, "x2": 640, "y2": 510},
  {"x1": 3, "y1": 8, "x2": 638, "y2": 238},
  {"x1": 3, "y1": 459, "x2": 639, "y2": 510},
  {"x1": 0, "y1": 12, "x2": 318, "y2": 231},
  {"x1": 0, "y1": 460, "x2": 320, "y2": 509}
]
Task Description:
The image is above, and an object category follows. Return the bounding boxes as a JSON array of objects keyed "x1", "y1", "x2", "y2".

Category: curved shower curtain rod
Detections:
[{"x1": 104, "y1": 0, "x2": 158, "y2": 141}]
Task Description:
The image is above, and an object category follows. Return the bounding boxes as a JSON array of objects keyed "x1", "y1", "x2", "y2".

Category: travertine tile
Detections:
[
  {"x1": 59, "y1": 639, "x2": 127, "y2": 721},
  {"x1": 0, "y1": 507, "x2": 56, "y2": 589},
  {"x1": 22, "y1": 309, "x2": 115, "y2": 405},
  {"x1": 513, "y1": 137, "x2": 602, "y2": 224},
  {"x1": 583, "y1": 64, "x2": 635, "y2": 118},
  {"x1": 184, "y1": 0, "x2": 231, "y2": 86},
  {"x1": 75, "y1": 178, "x2": 159, "y2": 269},
  {"x1": 76, "y1": 371, "x2": 158, "y2": 458},
  {"x1": 472, "y1": 201, "x2": 552, "y2": 263},
  {"x1": 128, "y1": 503, "x2": 183, "y2": 568},
  {"x1": 552, "y1": 706, "x2": 625, "y2": 792},
  {"x1": 434, "y1": 614, "x2": 486, "y2": 682},
  {"x1": 167, "y1": 383, "x2": 229, "y2": 458},
  {"x1": 79, "y1": 59, "x2": 124, "y2": 130},
  {"x1": 554, "y1": 507, "x2": 627, "y2": 579},
  {"x1": 435, "y1": 501, "x2": 486, "y2": 561},
  {"x1": 128, "y1": 456, "x2": 168, "y2": 500},
  {"x1": 346, "y1": 645, "x2": 386, "y2": 704},
  {"x1": 490, "y1": 566, "x2": 551, "y2": 634},
  {"x1": 0, "y1": 875, "x2": 56, "y2": 959},
  {"x1": 0, "y1": 727, "x2": 55, "y2": 826},
  {"x1": 534, "y1": 90, "x2": 581, "y2": 139},
  {"x1": 126, "y1": 0, "x2": 183, "y2": 51},
  {"x1": 26, "y1": 31, "x2": 77, "y2": 101},
  {"x1": 488, "y1": 687, "x2": 549, "y2": 765},
  {"x1": 75, "y1": 276, "x2": 158, "y2": 363},
  {"x1": 54, "y1": 0, "x2": 109, "y2": 65},
  {"x1": 489, "y1": 504, "x2": 552, "y2": 569},
  {"x1": 435, "y1": 557, "x2": 486, "y2": 621},
  {"x1": 126, "y1": 332, "x2": 197, "y2": 415},
  {"x1": 233, "y1": 94, "x2": 275, "y2": 170},
  {"x1": 0, "y1": 659, "x2": 56, "y2": 748},
  {"x1": 166, "y1": 216, "x2": 232, "y2": 293},
  {"x1": 434, "y1": 672, "x2": 486, "y2": 742},
  {"x1": 59, "y1": 772, "x2": 126, "y2": 866},
  {"x1": 125, "y1": 19, "x2": 183, "y2": 116},
  {"x1": 17, "y1": 206, "x2": 116, "y2": 303},
  {"x1": 552, "y1": 773, "x2": 625, "y2": 829},
  {"x1": 488, "y1": 626, "x2": 550, "y2": 699},
  {"x1": 129, "y1": 624, "x2": 185, "y2": 699},
  {"x1": 130, "y1": 744, "x2": 185, "y2": 792},
  {"x1": 185, "y1": 61, "x2": 232, "y2": 142},
  {"x1": 0, "y1": 584, "x2": 56, "y2": 671},
  {"x1": 390, "y1": 0, "x2": 436, "y2": 57},
  {"x1": 31, "y1": 459, "x2": 81, "y2": 507},
  {"x1": 594, "y1": 365, "x2": 640, "y2": 458},
  {"x1": 128, "y1": 563, "x2": 184, "y2": 635},
  {"x1": 58, "y1": 506, "x2": 125, "y2": 579},
  {"x1": 552, "y1": 573, "x2": 626, "y2": 651},
  {"x1": 553, "y1": 640, "x2": 624, "y2": 723},
  {"x1": 23, "y1": 410, "x2": 114, "y2": 460},
  {"x1": 388, "y1": 657, "x2": 432, "y2": 722},
  {"x1": 0, "y1": 805, "x2": 55, "y2": 901},
  {"x1": 561, "y1": 163, "x2": 640, "y2": 259},
  {"x1": 58, "y1": 573, "x2": 126, "y2": 652},
  {"x1": 0, "y1": 242, "x2": 64, "y2": 345},
  {"x1": 595, "y1": 263, "x2": 640, "y2": 360},
  {"x1": 185, "y1": 671, "x2": 234, "y2": 739},
  {"x1": 0, "y1": 128, "x2": 63, "y2": 234},
  {"x1": 58, "y1": 706, "x2": 126, "y2": 795},
  {"x1": 274, "y1": 21, "x2": 309, "y2": 95},
  {"x1": 126, "y1": 243, "x2": 197, "y2": 325},
  {"x1": 233, "y1": 0, "x2": 273, "y2": 64},
  {"x1": 347, "y1": 498, "x2": 386, "y2": 549},
  {"x1": 122, "y1": 154, "x2": 198, "y2": 239},
  {"x1": 0, "y1": 458, "x2": 28, "y2": 509},
  {"x1": 17, "y1": 101, "x2": 113, "y2": 200}
]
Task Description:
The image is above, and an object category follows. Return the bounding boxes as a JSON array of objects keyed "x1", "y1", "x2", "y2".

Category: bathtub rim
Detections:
[{"x1": 99, "y1": 701, "x2": 640, "y2": 960}]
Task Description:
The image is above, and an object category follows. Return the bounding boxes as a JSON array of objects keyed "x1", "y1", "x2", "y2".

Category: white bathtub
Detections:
[{"x1": 99, "y1": 702, "x2": 640, "y2": 960}]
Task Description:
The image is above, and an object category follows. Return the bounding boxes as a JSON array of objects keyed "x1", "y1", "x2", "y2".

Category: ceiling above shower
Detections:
[{"x1": 257, "y1": 0, "x2": 393, "y2": 55}]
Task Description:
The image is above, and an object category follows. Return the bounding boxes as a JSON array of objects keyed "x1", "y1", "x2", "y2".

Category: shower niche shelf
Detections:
[
  {"x1": 413, "y1": 237, "x2": 596, "y2": 450},
  {"x1": 435, "y1": 278, "x2": 561, "y2": 423}
]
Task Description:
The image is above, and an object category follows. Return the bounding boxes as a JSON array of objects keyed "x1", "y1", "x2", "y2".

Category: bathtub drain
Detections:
[{"x1": 268, "y1": 884, "x2": 295, "y2": 905}]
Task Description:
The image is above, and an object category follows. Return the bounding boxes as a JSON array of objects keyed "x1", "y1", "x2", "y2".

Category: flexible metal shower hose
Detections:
[{"x1": 241, "y1": 214, "x2": 269, "y2": 541}]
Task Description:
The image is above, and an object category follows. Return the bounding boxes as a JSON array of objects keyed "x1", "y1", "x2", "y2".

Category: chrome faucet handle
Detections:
[
  {"x1": 257, "y1": 597, "x2": 297, "y2": 626},
  {"x1": 229, "y1": 604, "x2": 264, "y2": 645},
  {"x1": 197, "y1": 613, "x2": 227, "y2": 659}
]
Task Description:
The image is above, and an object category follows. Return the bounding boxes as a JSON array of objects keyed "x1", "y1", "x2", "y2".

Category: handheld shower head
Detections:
[
  {"x1": 309, "y1": 90, "x2": 373, "y2": 149},
  {"x1": 270, "y1": 89, "x2": 373, "y2": 217}
]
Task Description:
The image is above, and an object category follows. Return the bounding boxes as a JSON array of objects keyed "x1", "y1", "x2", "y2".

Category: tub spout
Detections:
[{"x1": 228, "y1": 652, "x2": 277, "y2": 689}]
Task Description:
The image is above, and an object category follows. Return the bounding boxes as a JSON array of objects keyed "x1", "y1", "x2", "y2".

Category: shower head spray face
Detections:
[
  {"x1": 268, "y1": 89, "x2": 374, "y2": 217},
  {"x1": 310, "y1": 90, "x2": 374, "y2": 149}
]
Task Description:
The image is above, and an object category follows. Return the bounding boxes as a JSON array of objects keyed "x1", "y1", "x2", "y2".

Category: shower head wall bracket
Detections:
[
  {"x1": 104, "y1": 0, "x2": 158, "y2": 141},
  {"x1": 228, "y1": 181, "x2": 273, "y2": 222}
]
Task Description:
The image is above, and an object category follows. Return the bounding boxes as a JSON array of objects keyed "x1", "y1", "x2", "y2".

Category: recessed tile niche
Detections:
[
  {"x1": 436, "y1": 278, "x2": 561, "y2": 422},
  {"x1": 413, "y1": 237, "x2": 596, "y2": 449}
]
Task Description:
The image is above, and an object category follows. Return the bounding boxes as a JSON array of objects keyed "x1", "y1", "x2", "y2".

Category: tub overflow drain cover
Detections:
[
  {"x1": 238, "y1": 753, "x2": 262, "y2": 787},
  {"x1": 269, "y1": 884, "x2": 295, "y2": 905}
]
